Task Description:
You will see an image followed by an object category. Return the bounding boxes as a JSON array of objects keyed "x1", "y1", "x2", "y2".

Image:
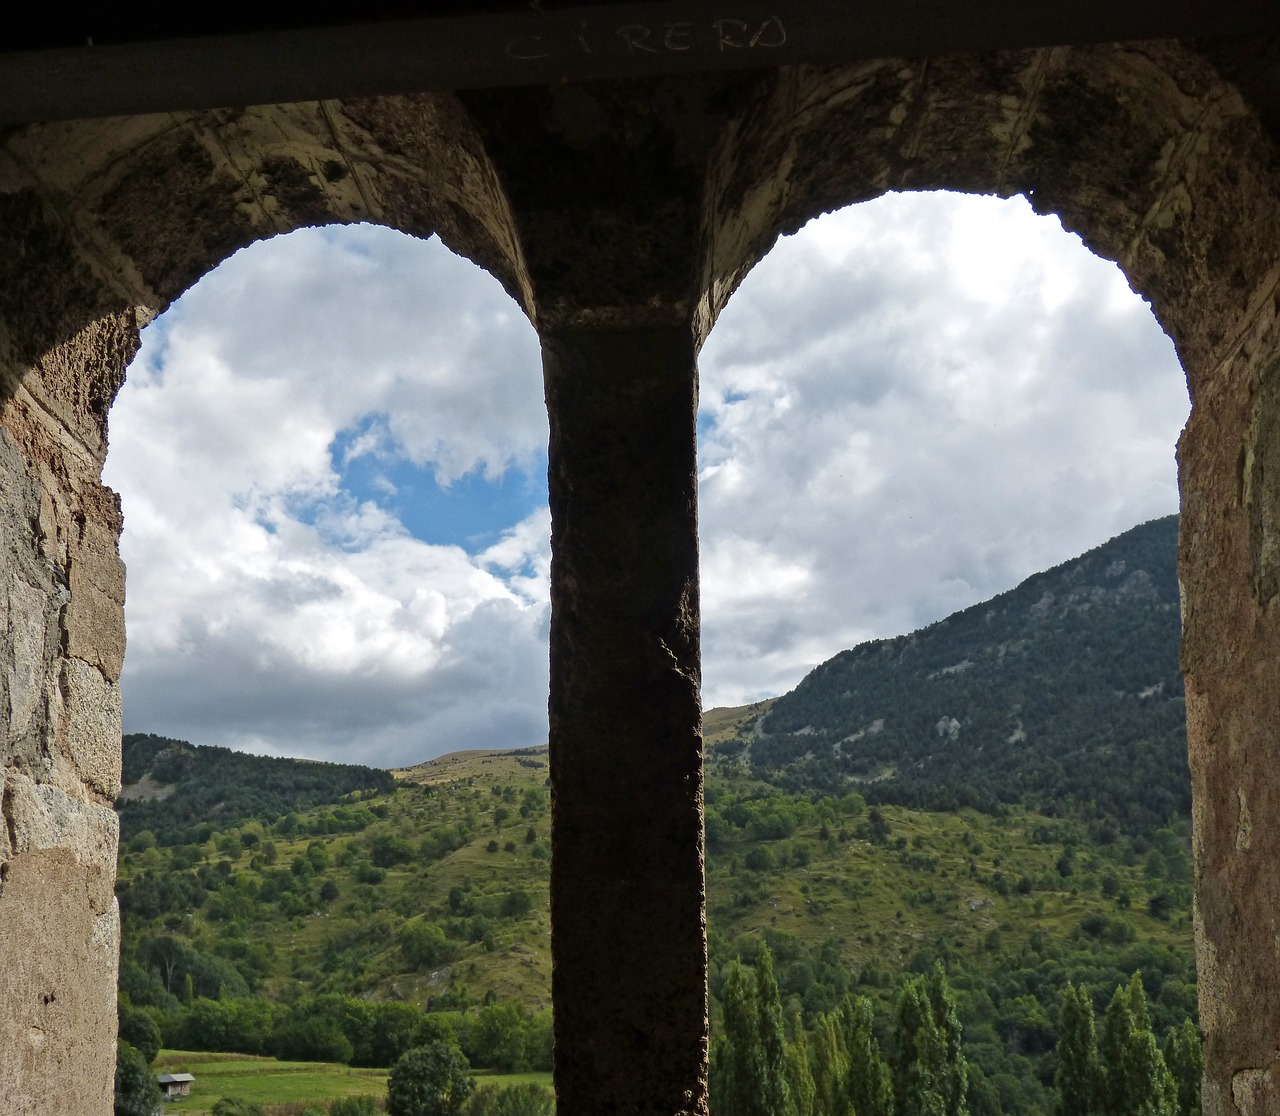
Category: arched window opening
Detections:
[
  {"x1": 106, "y1": 227, "x2": 560, "y2": 1088},
  {"x1": 106, "y1": 191, "x2": 1196, "y2": 1112},
  {"x1": 699, "y1": 190, "x2": 1187, "y2": 706},
  {"x1": 698, "y1": 191, "x2": 1195, "y2": 1116},
  {"x1": 105, "y1": 225, "x2": 550, "y2": 766}
]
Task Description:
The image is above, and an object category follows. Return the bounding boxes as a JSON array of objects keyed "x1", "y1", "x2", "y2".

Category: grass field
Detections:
[
  {"x1": 153, "y1": 1052, "x2": 553, "y2": 1115},
  {"x1": 153, "y1": 1052, "x2": 386, "y2": 1114}
]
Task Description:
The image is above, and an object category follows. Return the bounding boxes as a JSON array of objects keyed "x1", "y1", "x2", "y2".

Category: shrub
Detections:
[
  {"x1": 387, "y1": 1042, "x2": 476, "y2": 1116},
  {"x1": 401, "y1": 921, "x2": 459, "y2": 969},
  {"x1": 500, "y1": 890, "x2": 532, "y2": 918},
  {"x1": 466, "y1": 1083, "x2": 555, "y2": 1116},
  {"x1": 331, "y1": 1098, "x2": 379, "y2": 1116},
  {"x1": 113, "y1": 1041, "x2": 162, "y2": 1116},
  {"x1": 210, "y1": 1100, "x2": 266, "y2": 1116},
  {"x1": 371, "y1": 835, "x2": 415, "y2": 868}
]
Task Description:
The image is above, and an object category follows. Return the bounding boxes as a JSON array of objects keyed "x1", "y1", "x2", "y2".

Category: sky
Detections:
[{"x1": 102, "y1": 191, "x2": 1191, "y2": 769}]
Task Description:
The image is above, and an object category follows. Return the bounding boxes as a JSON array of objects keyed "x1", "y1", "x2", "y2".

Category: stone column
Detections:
[
  {"x1": 1180, "y1": 342, "x2": 1280, "y2": 1115},
  {"x1": 542, "y1": 323, "x2": 707, "y2": 1116},
  {"x1": 0, "y1": 259, "x2": 134, "y2": 1112}
]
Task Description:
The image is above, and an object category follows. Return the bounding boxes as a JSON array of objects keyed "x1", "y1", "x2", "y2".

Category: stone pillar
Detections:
[
  {"x1": 0, "y1": 323, "x2": 132, "y2": 1113},
  {"x1": 1180, "y1": 341, "x2": 1280, "y2": 1115},
  {"x1": 543, "y1": 324, "x2": 707, "y2": 1116}
]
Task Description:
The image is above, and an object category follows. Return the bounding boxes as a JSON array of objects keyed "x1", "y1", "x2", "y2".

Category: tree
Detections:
[
  {"x1": 272, "y1": 1015, "x2": 354, "y2": 1064},
  {"x1": 928, "y1": 963, "x2": 968, "y2": 1116},
  {"x1": 810, "y1": 1012, "x2": 848, "y2": 1116},
  {"x1": 1098, "y1": 974, "x2": 1176, "y2": 1116},
  {"x1": 469, "y1": 1004, "x2": 528, "y2": 1072},
  {"x1": 894, "y1": 978, "x2": 948, "y2": 1116},
  {"x1": 1162, "y1": 1020, "x2": 1202, "y2": 1116},
  {"x1": 368, "y1": 1001, "x2": 431, "y2": 1068},
  {"x1": 840, "y1": 994, "x2": 894, "y2": 1116},
  {"x1": 711, "y1": 960, "x2": 764, "y2": 1116},
  {"x1": 1056, "y1": 983, "x2": 1101, "y2": 1116},
  {"x1": 401, "y1": 921, "x2": 458, "y2": 969},
  {"x1": 113, "y1": 1041, "x2": 161, "y2": 1116},
  {"x1": 522, "y1": 1010, "x2": 554, "y2": 1071},
  {"x1": 784, "y1": 1012, "x2": 816, "y2": 1116},
  {"x1": 893, "y1": 965, "x2": 968, "y2": 1116},
  {"x1": 710, "y1": 946, "x2": 797, "y2": 1116},
  {"x1": 118, "y1": 999, "x2": 162, "y2": 1065},
  {"x1": 388, "y1": 1041, "x2": 476, "y2": 1116},
  {"x1": 754, "y1": 946, "x2": 796, "y2": 1116}
]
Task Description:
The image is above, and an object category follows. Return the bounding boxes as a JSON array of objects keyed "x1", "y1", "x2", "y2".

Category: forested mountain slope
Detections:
[
  {"x1": 745, "y1": 515, "x2": 1185, "y2": 834},
  {"x1": 113, "y1": 517, "x2": 1197, "y2": 1115},
  {"x1": 115, "y1": 743, "x2": 1197, "y2": 1116},
  {"x1": 118, "y1": 733, "x2": 396, "y2": 846}
]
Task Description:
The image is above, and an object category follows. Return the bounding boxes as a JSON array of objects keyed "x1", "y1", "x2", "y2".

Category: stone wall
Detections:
[
  {"x1": 0, "y1": 101, "x2": 517, "y2": 1116},
  {"x1": 0, "y1": 310, "x2": 133, "y2": 1112},
  {"x1": 1, "y1": 38, "x2": 1278, "y2": 1114}
]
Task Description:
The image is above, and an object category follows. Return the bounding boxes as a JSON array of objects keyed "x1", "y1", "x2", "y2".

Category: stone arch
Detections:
[
  {"x1": 0, "y1": 96, "x2": 534, "y2": 336},
  {"x1": 0, "y1": 96, "x2": 538, "y2": 1113},
  {"x1": 2, "y1": 36, "x2": 1279, "y2": 1115},
  {"x1": 701, "y1": 41, "x2": 1276, "y2": 369},
  {"x1": 697, "y1": 40, "x2": 1279, "y2": 1114}
]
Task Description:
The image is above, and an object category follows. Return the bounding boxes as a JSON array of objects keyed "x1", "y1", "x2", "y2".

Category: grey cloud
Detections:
[
  {"x1": 110, "y1": 192, "x2": 1189, "y2": 760},
  {"x1": 155, "y1": 225, "x2": 545, "y2": 485},
  {"x1": 696, "y1": 193, "x2": 1188, "y2": 707},
  {"x1": 122, "y1": 597, "x2": 550, "y2": 768}
]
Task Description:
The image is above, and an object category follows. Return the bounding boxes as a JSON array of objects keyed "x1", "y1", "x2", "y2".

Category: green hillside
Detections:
[
  {"x1": 746, "y1": 515, "x2": 1186, "y2": 835},
  {"x1": 115, "y1": 746, "x2": 1194, "y2": 1114},
  {"x1": 118, "y1": 732, "x2": 396, "y2": 846},
  {"x1": 114, "y1": 516, "x2": 1197, "y2": 1114}
]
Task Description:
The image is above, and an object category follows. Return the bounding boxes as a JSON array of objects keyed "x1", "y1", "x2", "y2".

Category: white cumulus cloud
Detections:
[
  {"x1": 696, "y1": 192, "x2": 1188, "y2": 706},
  {"x1": 104, "y1": 193, "x2": 1190, "y2": 765}
]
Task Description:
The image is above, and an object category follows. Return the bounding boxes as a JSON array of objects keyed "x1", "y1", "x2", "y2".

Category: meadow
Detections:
[{"x1": 152, "y1": 1050, "x2": 551, "y2": 1114}]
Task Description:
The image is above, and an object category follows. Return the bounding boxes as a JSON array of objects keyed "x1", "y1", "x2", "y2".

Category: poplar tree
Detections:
[
  {"x1": 841, "y1": 995, "x2": 894, "y2": 1116},
  {"x1": 785, "y1": 1012, "x2": 817, "y2": 1116},
  {"x1": 710, "y1": 946, "x2": 797, "y2": 1116},
  {"x1": 711, "y1": 961, "x2": 763, "y2": 1116},
  {"x1": 927, "y1": 963, "x2": 968, "y2": 1116},
  {"x1": 1055, "y1": 983, "x2": 1102, "y2": 1116},
  {"x1": 1098, "y1": 974, "x2": 1176, "y2": 1116},
  {"x1": 893, "y1": 980, "x2": 945, "y2": 1116},
  {"x1": 810, "y1": 1012, "x2": 849, "y2": 1116},
  {"x1": 891, "y1": 964, "x2": 969, "y2": 1116},
  {"x1": 1162, "y1": 1019, "x2": 1202, "y2": 1116},
  {"x1": 754, "y1": 946, "x2": 796, "y2": 1116}
]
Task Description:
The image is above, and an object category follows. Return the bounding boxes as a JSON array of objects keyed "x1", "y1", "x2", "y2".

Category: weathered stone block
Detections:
[
  {"x1": 7, "y1": 576, "x2": 49, "y2": 740},
  {"x1": 65, "y1": 505, "x2": 126, "y2": 684},
  {"x1": 59, "y1": 658, "x2": 123, "y2": 801},
  {"x1": 0, "y1": 774, "x2": 119, "y2": 1116}
]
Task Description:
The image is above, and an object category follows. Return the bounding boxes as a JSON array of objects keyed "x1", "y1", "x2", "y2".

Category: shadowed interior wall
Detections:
[{"x1": 0, "y1": 36, "x2": 1276, "y2": 1115}]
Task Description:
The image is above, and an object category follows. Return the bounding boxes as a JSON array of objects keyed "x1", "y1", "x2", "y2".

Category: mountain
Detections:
[
  {"x1": 111, "y1": 516, "x2": 1198, "y2": 1116},
  {"x1": 117, "y1": 733, "x2": 396, "y2": 846},
  {"x1": 736, "y1": 515, "x2": 1186, "y2": 835}
]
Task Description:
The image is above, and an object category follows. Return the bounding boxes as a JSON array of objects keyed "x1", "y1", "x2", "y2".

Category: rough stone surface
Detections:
[
  {"x1": 0, "y1": 775, "x2": 119, "y2": 1116},
  {"x1": 1181, "y1": 351, "x2": 1280, "y2": 1115},
  {"x1": 59, "y1": 657, "x2": 123, "y2": 801},
  {"x1": 0, "y1": 34, "x2": 1278, "y2": 1116},
  {"x1": 543, "y1": 325, "x2": 706, "y2": 1115}
]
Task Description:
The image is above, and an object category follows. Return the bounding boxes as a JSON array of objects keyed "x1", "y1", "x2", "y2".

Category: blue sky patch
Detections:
[{"x1": 329, "y1": 423, "x2": 547, "y2": 552}]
